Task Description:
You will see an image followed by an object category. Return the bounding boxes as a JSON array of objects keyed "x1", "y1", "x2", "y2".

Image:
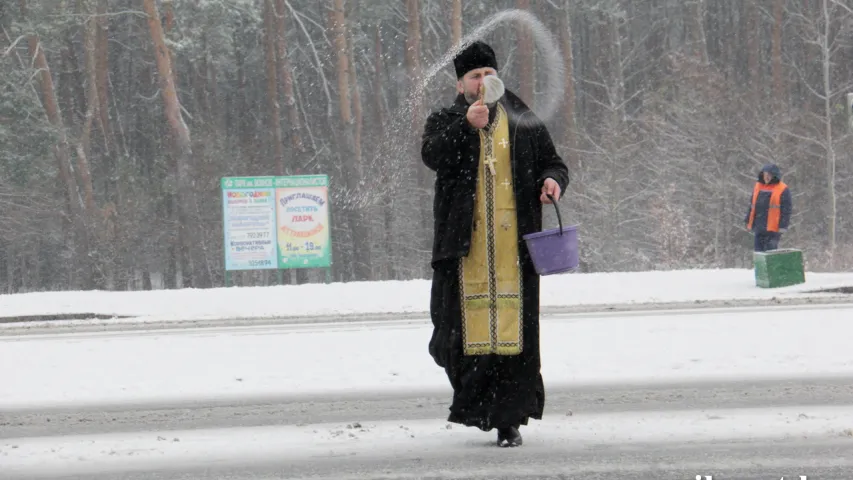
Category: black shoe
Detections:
[{"x1": 497, "y1": 426, "x2": 522, "y2": 447}]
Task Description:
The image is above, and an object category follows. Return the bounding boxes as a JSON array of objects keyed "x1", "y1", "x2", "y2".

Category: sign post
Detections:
[{"x1": 221, "y1": 175, "x2": 333, "y2": 286}]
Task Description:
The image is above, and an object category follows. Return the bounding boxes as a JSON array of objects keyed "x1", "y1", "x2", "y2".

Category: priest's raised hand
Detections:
[{"x1": 466, "y1": 97, "x2": 489, "y2": 129}]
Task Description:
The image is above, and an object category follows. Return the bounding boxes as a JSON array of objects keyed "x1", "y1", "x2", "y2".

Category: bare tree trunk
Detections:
[
  {"x1": 516, "y1": 0, "x2": 534, "y2": 105},
  {"x1": 77, "y1": 0, "x2": 99, "y2": 214},
  {"x1": 274, "y1": 0, "x2": 305, "y2": 165},
  {"x1": 608, "y1": 10, "x2": 626, "y2": 125},
  {"x1": 58, "y1": 37, "x2": 77, "y2": 127},
  {"x1": 560, "y1": 0, "x2": 580, "y2": 183},
  {"x1": 79, "y1": 0, "x2": 113, "y2": 288},
  {"x1": 405, "y1": 0, "x2": 422, "y2": 128},
  {"x1": 95, "y1": 0, "x2": 115, "y2": 155},
  {"x1": 234, "y1": 27, "x2": 252, "y2": 163},
  {"x1": 142, "y1": 0, "x2": 211, "y2": 288},
  {"x1": 347, "y1": 27, "x2": 363, "y2": 170},
  {"x1": 373, "y1": 24, "x2": 387, "y2": 131},
  {"x1": 685, "y1": 0, "x2": 709, "y2": 64},
  {"x1": 64, "y1": 31, "x2": 87, "y2": 123},
  {"x1": 208, "y1": 49, "x2": 223, "y2": 130},
  {"x1": 348, "y1": 9, "x2": 367, "y2": 280},
  {"x1": 746, "y1": 1, "x2": 761, "y2": 101},
  {"x1": 0, "y1": 242, "x2": 5, "y2": 293},
  {"x1": 20, "y1": 0, "x2": 94, "y2": 289},
  {"x1": 274, "y1": 0, "x2": 308, "y2": 285},
  {"x1": 263, "y1": 0, "x2": 284, "y2": 175},
  {"x1": 162, "y1": 0, "x2": 176, "y2": 84},
  {"x1": 772, "y1": 0, "x2": 785, "y2": 102},
  {"x1": 405, "y1": 0, "x2": 430, "y2": 275},
  {"x1": 820, "y1": 0, "x2": 837, "y2": 264},
  {"x1": 331, "y1": 0, "x2": 352, "y2": 127},
  {"x1": 451, "y1": 0, "x2": 462, "y2": 46},
  {"x1": 800, "y1": 0, "x2": 817, "y2": 110},
  {"x1": 374, "y1": 23, "x2": 395, "y2": 278},
  {"x1": 329, "y1": 0, "x2": 371, "y2": 280}
]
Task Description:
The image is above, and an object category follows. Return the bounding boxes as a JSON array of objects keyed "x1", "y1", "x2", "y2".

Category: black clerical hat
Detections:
[{"x1": 453, "y1": 41, "x2": 498, "y2": 78}]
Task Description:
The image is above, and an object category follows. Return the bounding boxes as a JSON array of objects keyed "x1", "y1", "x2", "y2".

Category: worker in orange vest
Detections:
[{"x1": 745, "y1": 164, "x2": 792, "y2": 252}]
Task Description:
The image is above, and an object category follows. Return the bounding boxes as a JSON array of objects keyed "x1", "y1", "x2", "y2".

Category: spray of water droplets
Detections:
[
  {"x1": 417, "y1": 9, "x2": 566, "y2": 124},
  {"x1": 353, "y1": 8, "x2": 566, "y2": 211}
]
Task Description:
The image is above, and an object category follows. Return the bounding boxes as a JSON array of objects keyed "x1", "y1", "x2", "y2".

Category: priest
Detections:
[{"x1": 421, "y1": 40, "x2": 570, "y2": 447}]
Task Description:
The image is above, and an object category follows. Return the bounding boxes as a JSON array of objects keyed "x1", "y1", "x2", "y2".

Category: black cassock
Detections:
[{"x1": 421, "y1": 90, "x2": 570, "y2": 431}]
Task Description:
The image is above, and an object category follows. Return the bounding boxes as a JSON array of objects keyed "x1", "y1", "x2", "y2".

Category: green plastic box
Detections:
[{"x1": 754, "y1": 248, "x2": 805, "y2": 288}]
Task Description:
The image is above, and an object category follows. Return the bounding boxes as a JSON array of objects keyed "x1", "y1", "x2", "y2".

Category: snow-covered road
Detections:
[
  {"x1": 3, "y1": 304, "x2": 853, "y2": 411},
  {"x1": 3, "y1": 304, "x2": 853, "y2": 479},
  {"x1": 4, "y1": 380, "x2": 853, "y2": 479}
]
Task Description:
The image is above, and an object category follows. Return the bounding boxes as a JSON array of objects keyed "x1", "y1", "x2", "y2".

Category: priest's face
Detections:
[{"x1": 457, "y1": 67, "x2": 498, "y2": 104}]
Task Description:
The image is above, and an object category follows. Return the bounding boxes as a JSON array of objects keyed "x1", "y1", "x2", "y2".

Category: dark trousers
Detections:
[{"x1": 754, "y1": 232, "x2": 781, "y2": 252}]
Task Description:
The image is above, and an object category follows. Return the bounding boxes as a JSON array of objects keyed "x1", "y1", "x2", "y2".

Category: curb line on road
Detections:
[{"x1": 1, "y1": 294, "x2": 852, "y2": 336}]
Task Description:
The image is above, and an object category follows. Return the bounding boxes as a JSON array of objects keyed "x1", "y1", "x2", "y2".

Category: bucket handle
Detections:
[{"x1": 546, "y1": 193, "x2": 563, "y2": 236}]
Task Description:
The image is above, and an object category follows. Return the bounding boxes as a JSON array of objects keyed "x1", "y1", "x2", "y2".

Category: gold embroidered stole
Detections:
[{"x1": 459, "y1": 104, "x2": 523, "y2": 356}]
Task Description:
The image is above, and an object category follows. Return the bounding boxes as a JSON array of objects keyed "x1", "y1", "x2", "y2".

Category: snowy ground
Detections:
[
  {"x1": 2, "y1": 268, "x2": 853, "y2": 326},
  {"x1": 3, "y1": 269, "x2": 853, "y2": 479},
  {"x1": 3, "y1": 304, "x2": 853, "y2": 411}
]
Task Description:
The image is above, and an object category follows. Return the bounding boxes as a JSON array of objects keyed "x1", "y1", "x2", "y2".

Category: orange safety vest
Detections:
[{"x1": 747, "y1": 181, "x2": 787, "y2": 232}]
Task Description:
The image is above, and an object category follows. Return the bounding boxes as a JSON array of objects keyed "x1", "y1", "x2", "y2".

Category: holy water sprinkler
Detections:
[{"x1": 482, "y1": 75, "x2": 505, "y2": 105}]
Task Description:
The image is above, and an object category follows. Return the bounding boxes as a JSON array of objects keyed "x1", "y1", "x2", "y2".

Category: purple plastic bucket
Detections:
[{"x1": 522, "y1": 194, "x2": 579, "y2": 275}]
